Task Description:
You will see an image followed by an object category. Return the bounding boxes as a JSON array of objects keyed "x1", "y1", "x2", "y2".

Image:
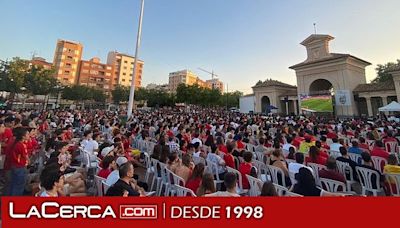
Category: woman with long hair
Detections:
[
  {"x1": 196, "y1": 173, "x2": 216, "y2": 196},
  {"x1": 5, "y1": 127, "x2": 30, "y2": 196},
  {"x1": 185, "y1": 163, "x2": 205, "y2": 193},
  {"x1": 292, "y1": 167, "x2": 341, "y2": 196},
  {"x1": 306, "y1": 146, "x2": 327, "y2": 165}
]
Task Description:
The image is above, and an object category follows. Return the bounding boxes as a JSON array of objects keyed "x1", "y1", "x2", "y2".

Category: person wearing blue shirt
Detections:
[{"x1": 348, "y1": 141, "x2": 363, "y2": 154}]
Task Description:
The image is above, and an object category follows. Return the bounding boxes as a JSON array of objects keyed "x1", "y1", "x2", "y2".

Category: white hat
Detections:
[
  {"x1": 101, "y1": 146, "x2": 115, "y2": 157},
  {"x1": 116, "y1": 156, "x2": 128, "y2": 167}
]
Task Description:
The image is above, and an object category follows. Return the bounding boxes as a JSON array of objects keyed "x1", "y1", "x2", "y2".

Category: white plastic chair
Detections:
[
  {"x1": 165, "y1": 168, "x2": 185, "y2": 196},
  {"x1": 329, "y1": 150, "x2": 341, "y2": 159},
  {"x1": 371, "y1": 156, "x2": 387, "y2": 173},
  {"x1": 206, "y1": 159, "x2": 224, "y2": 188},
  {"x1": 285, "y1": 159, "x2": 296, "y2": 164},
  {"x1": 143, "y1": 152, "x2": 153, "y2": 184},
  {"x1": 355, "y1": 166, "x2": 384, "y2": 196},
  {"x1": 385, "y1": 173, "x2": 400, "y2": 196},
  {"x1": 348, "y1": 153, "x2": 362, "y2": 164},
  {"x1": 253, "y1": 159, "x2": 269, "y2": 182},
  {"x1": 149, "y1": 158, "x2": 162, "y2": 192},
  {"x1": 246, "y1": 175, "x2": 263, "y2": 196},
  {"x1": 307, "y1": 163, "x2": 326, "y2": 187},
  {"x1": 385, "y1": 141, "x2": 398, "y2": 153},
  {"x1": 246, "y1": 144, "x2": 256, "y2": 153},
  {"x1": 94, "y1": 175, "x2": 106, "y2": 196},
  {"x1": 226, "y1": 166, "x2": 248, "y2": 195},
  {"x1": 174, "y1": 184, "x2": 197, "y2": 197},
  {"x1": 320, "y1": 178, "x2": 347, "y2": 192},
  {"x1": 336, "y1": 160, "x2": 357, "y2": 191},
  {"x1": 273, "y1": 183, "x2": 302, "y2": 197},
  {"x1": 366, "y1": 140, "x2": 375, "y2": 150},
  {"x1": 255, "y1": 152, "x2": 265, "y2": 162},
  {"x1": 157, "y1": 162, "x2": 168, "y2": 196},
  {"x1": 267, "y1": 165, "x2": 286, "y2": 187}
]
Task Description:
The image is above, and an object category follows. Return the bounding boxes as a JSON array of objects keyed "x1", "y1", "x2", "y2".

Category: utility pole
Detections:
[
  {"x1": 226, "y1": 83, "x2": 228, "y2": 110},
  {"x1": 127, "y1": 0, "x2": 145, "y2": 118}
]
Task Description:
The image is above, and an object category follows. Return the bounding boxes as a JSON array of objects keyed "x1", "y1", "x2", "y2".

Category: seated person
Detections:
[
  {"x1": 205, "y1": 172, "x2": 240, "y2": 197},
  {"x1": 239, "y1": 151, "x2": 257, "y2": 189},
  {"x1": 269, "y1": 149, "x2": 291, "y2": 187},
  {"x1": 292, "y1": 168, "x2": 343, "y2": 196},
  {"x1": 383, "y1": 154, "x2": 400, "y2": 195},
  {"x1": 370, "y1": 140, "x2": 389, "y2": 160},
  {"x1": 348, "y1": 141, "x2": 363, "y2": 155},
  {"x1": 306, "y1": 146, "x2": 327, "y2": 165},
  {"x1": 106, "y1": 162, "x2": 145, "y2": 197},
  {"x1": 358, "y1": 152, "x2": 384, "y2": 190},
  {"x1": 38, "y1": 164, "x2": 65, "y2": 197},
  {"x1": 288, "y1": 153, "x2": 314, "y2": 184},
  {"x1": 97, "y1": 155, "x2": 116, "y2": 179},
  {"x1": 319, "y1": 157, "x2": 346, "y2": 184}
]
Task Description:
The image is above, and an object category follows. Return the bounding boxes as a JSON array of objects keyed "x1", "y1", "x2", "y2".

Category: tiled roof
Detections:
[
  {"x1": 289, "y1": 53, "x2": 371, "y2": 69},
  {"x1": 353, "y1": 80, "x2": 395, "y2": 93},
  {"x1": 253, "y1": 79, "x2": 297, "y2": 89}
]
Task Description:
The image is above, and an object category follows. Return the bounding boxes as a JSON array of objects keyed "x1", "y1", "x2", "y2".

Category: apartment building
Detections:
[
  {"x1": 107, "y1": 51, "x2": 144, "y2": 88},
  {"x1": 77, "y1": 57, "x2": 114, "y2": 96},
  {"x1": 52, "y1": 39, "x2": 83, "y2": 85}
]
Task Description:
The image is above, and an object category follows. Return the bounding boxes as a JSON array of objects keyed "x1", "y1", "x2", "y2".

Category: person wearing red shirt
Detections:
[
  {"x1": 224, "y1": 143, "x2": 235, "y2": 169},
  {"x1": 97, "y1": 156, "x2": 116, "y2": 179},
  {"x1": 358, "y1": 137, "x2": 370, "y2": 152},
  {"x1": 371, "y1": 140, "x2": 390, "y2": 160},
  {"x1": 239, "y1": 151, "x2": 256, "y2": 189},
  {"x1": 319, "y1": 157, "x2": 346, "y2": 187},
  {"x1": 306, "y1": 146, "x2": 327, "y2": 165},
  {"x1": 236, "y1": 135, "x2": 245, "y2": 150},
  {"x1": 320, "y1": 136, "x2": 330, "y2": 150},
  {"x1": 0, "y1": 117, "x2": 14, "y2": 154},
  {"x1": 292, "y1": 133, "x2": 304, "y2": 149},
  {"x1": 5, "y1": 127, "x2": 30, "y2": 196},
  {"x1": 326, "y1": 130, "x2": 337, "y2": 139},
  {"x1": 315, "y1": 141, "x2": 329, "y2": 159},
  {"x1": 216, "y1": 137, "x2": 227, "y2": 154},
  {"x1": 185, "y1": 163, "x2": 205, "y2": 194}
]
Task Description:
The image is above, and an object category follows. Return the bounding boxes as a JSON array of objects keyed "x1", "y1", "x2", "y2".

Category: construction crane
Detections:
[{"x1": 198, "y1": 67, "x2": 218, "y2": 80}]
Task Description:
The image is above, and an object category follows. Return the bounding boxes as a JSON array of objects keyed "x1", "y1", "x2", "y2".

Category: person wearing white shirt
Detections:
[
  {"x1": 206, "y1": 146, "x2": 226, "y2": 176},
  {"x1": 288, "y1": 153, "x2": 314, "y2": 185},
  {"x1": 282, "y1": 137, "x2": 296, "y2": 157},
  {"x1": 106, "y1": 157, "x2": 128, "y2": 186}
]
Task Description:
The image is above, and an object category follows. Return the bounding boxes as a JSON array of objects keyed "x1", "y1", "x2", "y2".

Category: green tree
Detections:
[
  {"x1": 25, "y1": 65, "x2": 57, "y2": 108},
  {"x1": 371, "y1": 59, "x2": 400, "y2": 83},
  {"x1": 111, "y1": 85, "x2": 129, "y2": 104}
]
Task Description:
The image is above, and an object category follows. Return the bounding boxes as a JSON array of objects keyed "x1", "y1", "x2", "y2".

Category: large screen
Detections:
[{"x1": 300, "y1": 94, "x2": 333, "y2": 113}]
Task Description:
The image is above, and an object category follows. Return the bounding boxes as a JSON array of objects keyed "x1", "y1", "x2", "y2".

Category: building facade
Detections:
[
  {"x1": 242, "y1": 34, "x2": 399, "y2": 117},
  {"x1": 206, "y1": 78, "x2": 224, "y2": 92},
  {"x1": 107, "y1": 51, "x2": 144, "y2": 89},
  {"x1": 168, "y1": 70, "x2": 214, "y2": 92},
  {"x1": 53, "y1": 39, "x2": 83, "y2": 85},
  {"x1": 30, "y1": 57, "x2": 53, "y2": 70},
  {"x1": 77, "y1": 57, "x2": 114, "y2": 96}
]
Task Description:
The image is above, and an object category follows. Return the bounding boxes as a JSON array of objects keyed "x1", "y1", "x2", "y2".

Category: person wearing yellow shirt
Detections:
[
  {"x1": 383, "y1": 154, "x2": 400, "y2": 195},
  {"x1": 298, "y1": 136, "x2": 315, "y2": 153}
]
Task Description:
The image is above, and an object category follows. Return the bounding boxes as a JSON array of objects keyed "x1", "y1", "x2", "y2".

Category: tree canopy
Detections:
[{"x1": 371, "y1": 59, "x2": 400, "y2": 83}]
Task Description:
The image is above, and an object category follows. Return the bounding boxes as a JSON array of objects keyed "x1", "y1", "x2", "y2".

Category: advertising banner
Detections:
[
  {"x1": 3, "y1": 197, "x2": 400, "y2": 228},
  {"x1": 335, "y1": 90, "x2": 352, "y2": 106}
]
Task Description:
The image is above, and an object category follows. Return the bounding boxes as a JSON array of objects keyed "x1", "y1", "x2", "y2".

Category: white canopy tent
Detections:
[{"x1": 378, "y1": 101, "x2": 400, "y2": 112}]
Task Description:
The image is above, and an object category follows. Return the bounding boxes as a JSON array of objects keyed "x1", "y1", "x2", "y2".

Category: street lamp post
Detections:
[{"x1": 127, "y1": 0, "x2": 145, "y2": 118}]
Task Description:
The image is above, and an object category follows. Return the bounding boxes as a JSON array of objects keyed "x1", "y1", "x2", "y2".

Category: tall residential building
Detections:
[
  {"x1": 206, "y1": 78, "x2": 224, "y2": 92},
  {"x1": 168, "y1": 70, "x2": 206, "y2": 92},
  {"x1": 30, "y1": 57, "x2": 53, "y2": 70},
  {"x1": 53, "y1": 39, "x2": 83, "y2": 85},
  {"x1": 107, "y1": 51, "x2": 144, "y2": 88},
  {"x1": 77, "y1": 57, "x2": 114, "y2": 96}
]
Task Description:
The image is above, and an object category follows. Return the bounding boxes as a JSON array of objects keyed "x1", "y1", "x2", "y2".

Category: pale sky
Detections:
[{"x1": 1, "y1": 0, "x2": 399, "y2": 94}]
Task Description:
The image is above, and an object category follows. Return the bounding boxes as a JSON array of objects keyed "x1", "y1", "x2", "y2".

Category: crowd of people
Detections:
[{"x1": 1, "y1": 106, "x2": 400, "y2": 197}]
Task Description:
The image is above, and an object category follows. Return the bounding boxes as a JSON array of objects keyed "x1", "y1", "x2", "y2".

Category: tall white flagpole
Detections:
[{"x1": 127, "y1": 0, "x2": 145, "y2": 118}]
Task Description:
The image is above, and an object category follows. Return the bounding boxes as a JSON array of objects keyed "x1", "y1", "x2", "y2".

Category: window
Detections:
[
  {"x1": 105, "y1": 72, "x2": 111, "y2": 76},
  {"x1": 123, "y1": 66, "x2": 127, "y2": 70},
  {"x1": 130, "y1": 73, "x2": 133, "y2": 76},
  {"x1": 106, "y1": 66, "x2": 111, "y2": 70},
  {"x1": 67, "y1": 56, "x2": 73, "y2": 60},
  {"x1": 63, "y1": 78, "x2": 68, "y2": 81},
  {"x1": 123, "y1": 73, "x2": 126, "y2": 76},
  {"x1": 82, "y1": 69, "x2": 89, "y2": 73},
  {"x1": 124, "y1": 60, "x2": 128, "y2": 64},
  {"x1": 66, "y1": 63, "x2": 72, "y2": 68},
  {"x1": 64, "y1": 71, "x2": 70, "y2": 75},
  {"x1": 122, "y1": 79, "x2": 126, "y2": 82}
]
